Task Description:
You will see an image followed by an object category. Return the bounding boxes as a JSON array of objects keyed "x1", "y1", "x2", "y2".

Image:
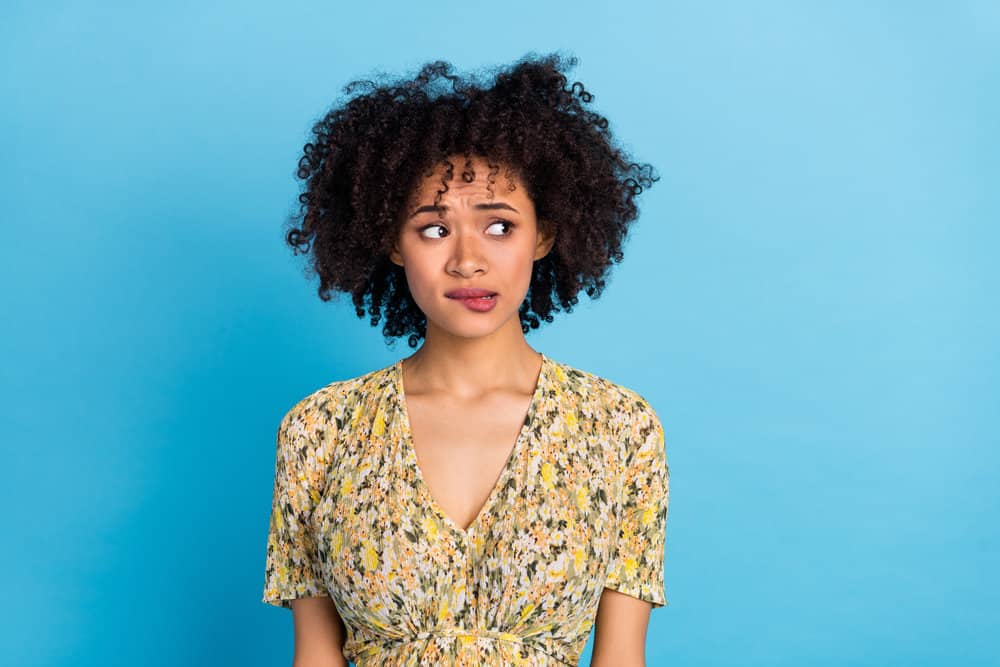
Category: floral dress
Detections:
[{"x1": 262, "y1": 353, "x2": 670, "y2": 666}]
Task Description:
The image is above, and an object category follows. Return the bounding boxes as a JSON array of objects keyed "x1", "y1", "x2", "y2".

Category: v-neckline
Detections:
[{"x1": 393, "y1": 353, "x2": 548, "y2": 539}]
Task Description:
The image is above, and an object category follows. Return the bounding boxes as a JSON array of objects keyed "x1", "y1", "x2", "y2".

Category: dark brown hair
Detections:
[{"x1": 285, "y1": 51, "x2": 659, "y2": 348}]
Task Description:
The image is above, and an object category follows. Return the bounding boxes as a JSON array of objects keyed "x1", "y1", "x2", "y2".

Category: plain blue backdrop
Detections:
[{"x1": 2, "y1": 1, "x2": 998, "y2": 665}]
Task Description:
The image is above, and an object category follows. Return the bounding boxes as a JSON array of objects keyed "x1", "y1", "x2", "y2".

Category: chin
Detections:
[{"x1": 428, "y1": 308, "x2": 516, "y2": 339}]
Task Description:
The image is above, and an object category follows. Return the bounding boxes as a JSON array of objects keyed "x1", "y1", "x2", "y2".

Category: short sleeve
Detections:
[
  {"x1": 604, "y1": 396, "x2": 670, "y2": 608},
  {"x1": 262, "y1": 403, "x2": 330, "y2": 609}
]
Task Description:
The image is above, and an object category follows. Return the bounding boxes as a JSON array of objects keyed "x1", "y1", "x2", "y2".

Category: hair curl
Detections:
[{"x1": 284, "y1": 51, "x2": 659, "y2": 349}]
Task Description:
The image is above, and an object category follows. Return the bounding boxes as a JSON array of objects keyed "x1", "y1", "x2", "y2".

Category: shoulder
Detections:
[
  {"x1": 277, "y1": 362, "x2": 396, "y2": 440},
  {"x1": 269, "y1": 365, "x2": 395, "y2": 504},
  {"x1": 546, "y1": 355, "x2": 660, "y2": 425},
  {"x1": 545, "y1": 355, "x2": 664, "y2": 464}
]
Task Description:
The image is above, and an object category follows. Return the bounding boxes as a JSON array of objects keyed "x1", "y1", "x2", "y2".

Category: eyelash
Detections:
[{"x1": 419, "y1": 219, "x2": 514, "y2": 239}]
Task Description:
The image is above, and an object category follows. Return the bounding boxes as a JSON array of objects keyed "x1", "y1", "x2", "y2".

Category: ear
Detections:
[
  {"x1": 534, "y1": 222, "x2": 556, "y2": 260},
  {"x1": 389, "y1": 234, "x2": 405, "y2": 267},
  {"x1": 389, "y1": 246, "x2": 403, "y2": 267}
]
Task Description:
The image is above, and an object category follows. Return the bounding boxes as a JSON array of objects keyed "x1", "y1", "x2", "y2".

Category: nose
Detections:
[{"x1": 448, "y1": 226, "x2": 487, "y2": 277}]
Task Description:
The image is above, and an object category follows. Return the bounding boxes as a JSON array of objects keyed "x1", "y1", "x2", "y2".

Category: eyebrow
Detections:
[{"x1": 408, "y1": 202, "x2": 520, "y2": 218}]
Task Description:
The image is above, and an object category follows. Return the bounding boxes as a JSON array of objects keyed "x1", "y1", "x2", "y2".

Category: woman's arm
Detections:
[
  {"x1": 590, "y1": 588, "x2": 653, "y2": 667},
  {"x1": 290, "y1": 597, "x2": 349, "y2": 667}
]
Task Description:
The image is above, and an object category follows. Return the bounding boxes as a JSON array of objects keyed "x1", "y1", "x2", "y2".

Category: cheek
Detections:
[
  {"x1": 507, "y1": 245, "x2": 538, "y2": 281},
  {"x1": 401, "y1": 260, "x2": 438, "y2": 300}
]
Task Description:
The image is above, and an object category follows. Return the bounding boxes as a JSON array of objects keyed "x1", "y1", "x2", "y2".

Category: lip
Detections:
[
  {"x1": 450, "y1": 292, "x2": 499, "y2": 312},
  {"x1": 445, "y1": 288, "x2": 498, "y2": 298}
]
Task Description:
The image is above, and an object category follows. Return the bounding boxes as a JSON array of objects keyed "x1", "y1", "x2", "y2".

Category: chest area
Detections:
[
  {"x1": 405, "y1": 392, "x2": 532, "y2": 532},
  {"x1": 312, "y1": 413, "x2": 623, "y2": 572},
  {"x1": 307, "y1": 391, "x2": 625, "y2": 631}
]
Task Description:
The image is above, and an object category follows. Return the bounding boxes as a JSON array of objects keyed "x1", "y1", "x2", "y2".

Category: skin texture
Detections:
[
  {"x1": 290, "y1": 597, "x2": 348, "y2": 667},
  {"x1": 390, "y1": 153, "x2": 555, "y2": 375},
  {"x1": 591, "y1": 588, "x2": 653, "y2": 666}
]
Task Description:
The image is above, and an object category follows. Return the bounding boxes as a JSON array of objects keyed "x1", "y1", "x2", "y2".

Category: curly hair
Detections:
[{"x1": 284, "y1": 51, "x2": 659, "y2": 349}]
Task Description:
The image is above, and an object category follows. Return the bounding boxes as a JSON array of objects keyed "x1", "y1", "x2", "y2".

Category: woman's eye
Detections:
[
  {"x1": 419, "y1": 224, "x2": 448, "y2": 239},
  {"x1": 487, "y1": 220, "x2": 513, "y2": 236}
]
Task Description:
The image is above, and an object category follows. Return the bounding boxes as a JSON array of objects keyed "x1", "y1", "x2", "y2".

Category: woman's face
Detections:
[{"x1": 389, "y1": 155, "x2": 555, "y2": 341}]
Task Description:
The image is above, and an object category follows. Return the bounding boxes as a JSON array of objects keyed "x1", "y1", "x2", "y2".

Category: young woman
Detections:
[{"x1": 262, "y1": 52, "x2": 670, "y2": 667}]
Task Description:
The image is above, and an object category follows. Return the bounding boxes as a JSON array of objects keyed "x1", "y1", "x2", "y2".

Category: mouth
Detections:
[
  {"x1": 447, "y1": 289, "x2": 499, "y2": 312},
  {"x1": 446, "y1": 289, "x2": 498, "y2": 300}
]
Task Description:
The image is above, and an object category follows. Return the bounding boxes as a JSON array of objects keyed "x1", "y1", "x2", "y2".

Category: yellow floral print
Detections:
[{"x1": 262, "y1": 353, "x2": 670, "y2": 666}]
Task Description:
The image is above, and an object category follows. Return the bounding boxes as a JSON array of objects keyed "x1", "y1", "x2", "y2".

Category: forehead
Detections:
[{"x1": 408, "y1": 155, "x2": 529, "y2": 202}]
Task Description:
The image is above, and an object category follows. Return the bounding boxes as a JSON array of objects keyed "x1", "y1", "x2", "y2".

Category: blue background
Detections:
[{"x1": 3, "y1": 1, "x2": 998, "y2": 665}]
